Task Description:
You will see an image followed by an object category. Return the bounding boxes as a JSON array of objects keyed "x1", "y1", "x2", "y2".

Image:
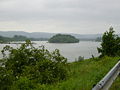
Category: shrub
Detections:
[{"x1": 0, "y1": 40, "x2": 68, "y2": 89}]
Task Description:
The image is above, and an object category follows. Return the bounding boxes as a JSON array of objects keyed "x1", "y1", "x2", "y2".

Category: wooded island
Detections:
[{"x1": 48, "y1": 34, "x2": 79, "y2": 43}]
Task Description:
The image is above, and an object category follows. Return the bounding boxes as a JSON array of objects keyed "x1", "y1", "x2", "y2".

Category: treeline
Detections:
[
  {"x1": 0, "y1": 36, "x2": 11, "y2": 43},
  {"x1": 0, "y1": 34, "x2": 102, "y2": 43},
  {"x1": 0, "y1": 35, "x2": 48, "y2": 43}
]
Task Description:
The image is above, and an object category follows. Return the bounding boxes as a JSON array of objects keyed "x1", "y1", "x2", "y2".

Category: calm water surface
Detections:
[{"x1": 0, "y1": 41, "x2": 100, "y2": 62}]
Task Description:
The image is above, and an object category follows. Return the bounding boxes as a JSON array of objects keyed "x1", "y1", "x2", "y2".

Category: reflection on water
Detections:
[{"x1": 0, "y1": 41, "x2": 100, "y2": 62}]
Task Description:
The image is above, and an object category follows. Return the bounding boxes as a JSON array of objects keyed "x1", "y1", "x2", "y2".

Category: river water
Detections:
[{"x1": 0, "y1": 41, "x2": 100, "y2": 62}]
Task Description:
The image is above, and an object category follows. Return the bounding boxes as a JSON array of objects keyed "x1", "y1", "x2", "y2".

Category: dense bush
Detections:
[
  {"x1": 0, "y1": 67, "x2": 15, "y2": 90},
  {"x1": 0, "y1": 40, "x2": 68, "y2": 90},
  {"x1": 97, "y1": 27, "x2": 120, "y2": 57}
]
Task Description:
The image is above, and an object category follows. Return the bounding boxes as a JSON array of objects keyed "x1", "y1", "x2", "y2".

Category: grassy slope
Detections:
[
  {"x1": 110, "y1": 76, "x2": 120, "y2": 90},
  {"x1": 36, "y1": 56, "x2": 120, "y2": 90}
]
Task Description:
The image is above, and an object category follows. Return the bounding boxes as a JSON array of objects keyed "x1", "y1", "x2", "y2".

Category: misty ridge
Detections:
[{"x1": 0, "y1": 31, "x2": 104, "y2": 40}]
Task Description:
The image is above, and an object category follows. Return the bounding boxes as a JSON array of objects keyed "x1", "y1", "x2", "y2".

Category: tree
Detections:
[{"x1": 97, "y1": 27, "x2": 120, "y2": 57}]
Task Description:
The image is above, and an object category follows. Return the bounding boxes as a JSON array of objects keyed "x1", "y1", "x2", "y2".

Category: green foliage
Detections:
[
  {"x1": 10, "y1": 76, "x2": 35, "y2": 90},
  {"x1": 35, "y1": 56, "x2": 120, "y2": 90},
  {"x1": 48, "y1": 34, "x2": 79, "y2": 43},
  {"x1": 0, "y1": 40, "x2": 68, "y2": 90},
  {"x1": 0, "y1": 67, "x2": 15, "y2": 90},
  {"x1": 97, "y1": 27, "x2": 120, "y2": 57}
]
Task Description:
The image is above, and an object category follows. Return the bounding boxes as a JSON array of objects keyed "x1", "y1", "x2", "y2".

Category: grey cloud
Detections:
[{"x1": 0, "y1": 0, "x2": 120, "y2": 34}]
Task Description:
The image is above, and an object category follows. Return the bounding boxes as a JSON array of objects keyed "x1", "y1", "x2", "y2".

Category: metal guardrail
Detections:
[{"x1": 92, "y1": 60, "x2": 120, "y2": 90}]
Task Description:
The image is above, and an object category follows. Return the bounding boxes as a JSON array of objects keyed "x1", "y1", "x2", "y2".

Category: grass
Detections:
[
  {"x1": 110, "y1": 76, "x2": 120, "y2": 90},
  {"x1": 35, "y1": 56, "x2": 120, "y2": 90}
]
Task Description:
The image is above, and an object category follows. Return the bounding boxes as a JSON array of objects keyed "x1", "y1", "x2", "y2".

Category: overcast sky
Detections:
[{"x1": 0, "y1": 0, "x2": 120, "y2": 34}]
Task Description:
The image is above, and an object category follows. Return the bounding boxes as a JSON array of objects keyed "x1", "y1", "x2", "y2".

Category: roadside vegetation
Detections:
[{"x1": 35, "y1": 56, "x2": 119, "y2": 90}]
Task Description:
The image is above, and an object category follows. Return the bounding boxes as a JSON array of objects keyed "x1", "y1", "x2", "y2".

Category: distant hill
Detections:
[
  {"x1": 0, "y1": 31, "x2": 103, "y2": 40},
  {"x1": 0, "y1": 31, "x2": 55, "y2": 38}
]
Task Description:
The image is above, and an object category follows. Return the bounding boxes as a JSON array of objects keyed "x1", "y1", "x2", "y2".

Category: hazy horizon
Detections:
[
  {"x1": 0, "y1": 30, "x2": 104, "y2": 35},
  {"x1": 0, "y1": 0, "x2": 120, "y2": 34}
]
